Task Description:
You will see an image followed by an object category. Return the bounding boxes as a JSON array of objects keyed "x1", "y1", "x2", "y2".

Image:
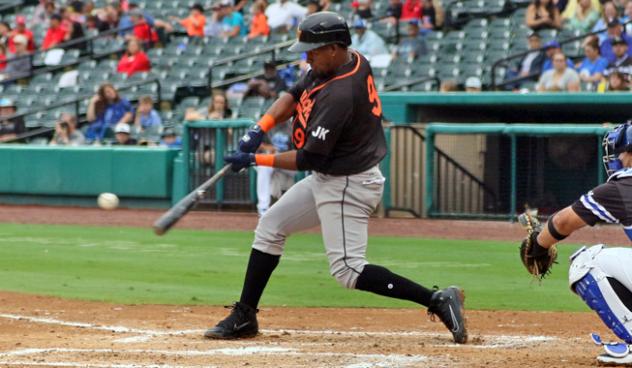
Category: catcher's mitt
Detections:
[{"x1": 517, "y1": 209, "x2": 558, "y2": 280}]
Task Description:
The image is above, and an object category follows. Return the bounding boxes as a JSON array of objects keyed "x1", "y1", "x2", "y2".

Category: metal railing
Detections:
[
  {"x1": 2, "y1": 78, "x2": 162, "y2": 143},
  {"x1": 385, "y1": 124, "x2": 497, "y2": 217},
  {"x1": 491, "y1": 19, "x2": 632, "y2": 90},
  {"x1": 207, "y1": 39, "x2": 294, "y2": 89},
  {"x1": 382, "y1": 76, "x2": 441, "y2": 92}
]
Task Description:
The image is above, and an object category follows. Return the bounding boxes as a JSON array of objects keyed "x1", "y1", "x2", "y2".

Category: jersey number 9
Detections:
[{"x1": 367, "y1": 75, "x2": 382, "y2": 118}]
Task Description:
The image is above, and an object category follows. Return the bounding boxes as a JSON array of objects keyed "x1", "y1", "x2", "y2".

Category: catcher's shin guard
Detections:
[{"x1": 574, "y1": 273, "x2": 632, "y2": 344}]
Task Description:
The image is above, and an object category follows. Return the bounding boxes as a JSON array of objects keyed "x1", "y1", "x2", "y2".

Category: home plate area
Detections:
[{"x1": 0, "y1": 292, "x2": 604, "y2": 367}]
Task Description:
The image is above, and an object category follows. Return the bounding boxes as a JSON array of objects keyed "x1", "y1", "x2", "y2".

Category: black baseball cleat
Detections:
[
  {"x1": 204, "y1": 302, "x2": 259, "y2": 339},
  {"x1": 427, "y1": 286, "x2": 468, "y2": 344}
]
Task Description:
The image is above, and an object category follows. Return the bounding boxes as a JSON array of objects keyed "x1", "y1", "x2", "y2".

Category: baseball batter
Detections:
[
  {"x1": 522, "y1": 122, "x2": 632, "y2": 364},
  {"x1": 204, "y1": 11, "x2": 467, "y2": 344}
]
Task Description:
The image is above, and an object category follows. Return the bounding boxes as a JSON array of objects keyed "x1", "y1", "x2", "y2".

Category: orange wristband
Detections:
[
  {"x1": 257, "y1": 114, "x2": 276, "y2": 133},
  {"x1": 255, "y1": 154, "x2": 275, "y2": 167}
]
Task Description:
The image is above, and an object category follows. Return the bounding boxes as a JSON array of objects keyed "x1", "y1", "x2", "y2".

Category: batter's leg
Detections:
[
  {"x1": 314, "y1": 166, "x2": 467, "y2": 343},
  {"x1": 205, "y1": 176, "x2": 321, "y2": 340}
]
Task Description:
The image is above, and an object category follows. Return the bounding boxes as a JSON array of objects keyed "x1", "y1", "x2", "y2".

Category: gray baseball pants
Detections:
[{"x1": 252, "y1": 165, "x2": 385, "y2": 288}]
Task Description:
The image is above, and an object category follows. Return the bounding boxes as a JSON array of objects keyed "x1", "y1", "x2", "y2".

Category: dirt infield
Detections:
[{"x1": 0, "y1": 205, "x2": 629, "y2": 367}]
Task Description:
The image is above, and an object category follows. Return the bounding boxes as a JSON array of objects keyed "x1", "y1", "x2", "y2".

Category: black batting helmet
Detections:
[{"x1": 288, "y1": 12, "x2": 351, "y2": 53}]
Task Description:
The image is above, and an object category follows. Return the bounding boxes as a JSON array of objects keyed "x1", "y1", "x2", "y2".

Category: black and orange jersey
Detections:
[{"x1": 288, "y1": 50, "x2": 387, "y2": 175}]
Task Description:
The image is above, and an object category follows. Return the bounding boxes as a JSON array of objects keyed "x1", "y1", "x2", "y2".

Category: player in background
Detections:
[
  {"x1": 524, "y1": 122, "x2": 632, "y2": 365},
  {"x1": 204, "y1": 11, "x2": 468, "y2": 344}
]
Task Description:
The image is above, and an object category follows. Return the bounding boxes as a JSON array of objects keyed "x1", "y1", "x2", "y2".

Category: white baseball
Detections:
[{"x1": 97, "y1": 192, "x2": 119, "y2": 210}]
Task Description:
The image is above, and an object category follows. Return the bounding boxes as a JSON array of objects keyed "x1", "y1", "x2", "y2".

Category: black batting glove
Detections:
[
  {"x1": 225, "y1": 151, "x2": 255, "y2": 172},
  {"x1": 238, "y1": 125, "x2": 264, "y2": 153}
]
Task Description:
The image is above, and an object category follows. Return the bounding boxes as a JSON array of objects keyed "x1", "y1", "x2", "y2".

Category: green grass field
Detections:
[{"x1": 0, "y1": 223, "x2": 587, "y2": 312}]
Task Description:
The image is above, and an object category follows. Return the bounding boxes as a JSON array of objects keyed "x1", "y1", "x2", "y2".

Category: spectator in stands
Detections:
[
  {"x1": 49, "y1": 113, "x2": 85, "y2": 146},
  {"x1": 159, "y1": 128, "x2": 182, "y2": 149},
  {"x1": 129, "y1": 8, "x2": 157, "y2": 44},
  {"x1": 0, "y1": 22, "x2": 10, "y2": 48},
  {"x1": 593, "y1": 1, "x2": 619, "y2": 42},
  {"x1": 86, "y1": 83, "x2": 133, "y2": 142},
  {"x1": 61, "y1": 7, "x2": 87, "y2": 50},
  {"x1": 117, "y1": 37, "x2": 151, "y2": 76},
  {"x1": 576, "y1": 37, "x2": 608, "y2": 89},
  {"x1": 248, "y1": 1, "x2": 270, "y2": 39},
  {"x1": 421, "y1": 0, "x2": 444, "y2": 30},
  {"x1": 392, "y1": 19, "x2": 427, "y2": 61},
  {"x1": 0, "y1": 98, "x2": 25, "y2": 142},
  {"x1": 351, "y1": 0, "x2": 373, "y2": 19},
  {"x1": 113, "y1": 123, "x2": 137, "y2": 145},
  {"x1": 185, "y1": 90, "x2": 233, "y2": 120},
  {"x1": 536, "y1": 51, "x2": 581, "y2": 91},
  {"x1": 563, "y1": 0, "x2": 600, "y2": 32},
  {"x1": 8, "y1": 16, "x2": 36, "y2": 53},
  {"x1": 600, "y1": 20, "x2": 632, "y2": 63},
  {"x1": 623, "y1": 1, "x2": 632, "y2": 31},
  {"x1": 306, "y1": 0, "x2": 321, "y2": 15},
  {"x1": 30, "y1": 0, "x2": 56, "y2": 28},
  {"x1": 514, "y1": 31, "x2": 545, "y2": 79},
  {"x1": 382, "y1": 0, "x2": 403, "y2": 25},
  {"x1": 246, "y1": 61, "x2": 287, "y2": 99},
  {"x1": 561, "y1": 0, "x2": 601, "y2": 23},
  {"x1": 439, "y1": 79, "x2": 458, "y2": 91},
  {"x1": 1, "y1": 34, "x2": 32, "y2": 81},
  {"x1": 351, "y1": 19, "x2": 389, "y2": 58},
  {"x1": 603, "y1": 36, "x2": 632, "y2": 81},
  {"x1": 42, "y1": 14, "x2": 67, "y2": 50},
  {"x1": 526, "y1": 0, "x2": 562, "y2": 30},
  {"x1": 207, "y1": 0, "x2": 247, "y2": 38},
  {"x1": 265, "y1": 0, "x2": 307, "y2": 32},
  {"x1": 606, "y1": 70, "x2": 629, "y2": 90},
  {"x1": 465, "y1": 76, "x2": 482, "y2": 92},
  {"x1": 133, "y1": 95, "x2": 162, "y2": 133},
  {"x1": 542, "y1": 40, "x2": 574, "y2": 71},
  {"x1": 0, "y1": 44, "x2": 5, "y2": 71},
  {"x1": 401, "y1": 0, "x2": 422, "y2": 21},
  {"x1": 171, "y1": 4, "x2": 206, "y2": 38}
]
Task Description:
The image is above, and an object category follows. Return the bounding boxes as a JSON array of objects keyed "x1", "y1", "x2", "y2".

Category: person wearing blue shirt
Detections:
[
  {"x1": 159, "y1": 128, "x2": 182, "y2": 149},
  {"x1": 542, "y1": 40, "x2": 575, "y2": 71},
  {"x1": 86, "y1": 84, "x2": 134, "y2": 143},
  {"x1": 134, "y1": 95, "x2": 162, "y2": 132},
  {"x1": 350, "y1": 19, "x2": 388, "y2": 58},
  {"x1": 218, "y1": 1, "x2": 247, "y2": 37},
  {"x1": 576, "y1": 38, "x2": 608, "y2": 89},
  {"x1": 392, "y1": 19, "x2": 427, "y2": 61},
  {"x1": 600, "y1": 20, "x2": 632, "y2": 64}
]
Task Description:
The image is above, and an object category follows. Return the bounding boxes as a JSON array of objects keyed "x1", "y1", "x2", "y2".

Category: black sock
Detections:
[
  {"x1": 239, "y1": 249, "x2": 280, "y2": 309},
  {"x1": 355, "y1": 264, "x2": 435, "y2": 307}
]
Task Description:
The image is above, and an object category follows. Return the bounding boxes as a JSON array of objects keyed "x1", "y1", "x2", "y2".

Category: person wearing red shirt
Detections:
[
  {"x1": 401, "y1": 0, "x2": 423, "y2": 20},
  {"x1": 117, "y1": 37, "x2": 151, "y2": 76},
  {"x1": 8, "y1": 15, "x2": 36, "y2": 53},
  {"x1": 129, "y1": 9, "x2": 157, "y2": 44},
  {"x1": 0, "y1": 44, "x2": 6, "y2": 70},
  {"x1": 42, "y1": 14, "x2": 68, "y2": 50}
]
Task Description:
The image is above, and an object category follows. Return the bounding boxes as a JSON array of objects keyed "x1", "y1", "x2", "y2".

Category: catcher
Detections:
[{"x1": 519, "y1": 122, "x2": 632, "y2": 365}]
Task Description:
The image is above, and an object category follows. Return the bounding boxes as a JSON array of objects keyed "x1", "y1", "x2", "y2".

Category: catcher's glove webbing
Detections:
[{"x1": 517, "y1": 209, "x2": 558, "y2": 280}]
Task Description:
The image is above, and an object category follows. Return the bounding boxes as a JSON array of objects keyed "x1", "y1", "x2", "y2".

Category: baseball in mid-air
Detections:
[{"x1": 97, "y1": 192, "x2": 119, "y2": 210}]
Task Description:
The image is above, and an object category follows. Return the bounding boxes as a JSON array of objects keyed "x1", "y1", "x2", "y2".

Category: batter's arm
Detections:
[
  {"x1": 536, "y1": 206, "x2": 588, "y2": 248},
  {"x1": 254, "y1": 149, "x2": 328, "y2": 171},
  {"x1": 259, "y1": 92, "x2": 296, "y2": 131}
]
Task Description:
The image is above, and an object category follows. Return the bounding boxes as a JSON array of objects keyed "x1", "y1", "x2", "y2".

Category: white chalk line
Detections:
[
  {"x1": 0, "y1": 362, "x2": 209, "y2": 368},
  {"x1": 0, "y1": 312, "x2": 556, "y2": 349}
]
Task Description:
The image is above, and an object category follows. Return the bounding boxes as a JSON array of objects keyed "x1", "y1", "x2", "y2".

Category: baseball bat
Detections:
[{"x1": 153, "y1": 164, "x2": 232, "y2": 235}]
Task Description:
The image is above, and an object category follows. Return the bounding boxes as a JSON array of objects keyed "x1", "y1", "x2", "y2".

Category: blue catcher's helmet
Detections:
[{"x1": 603, "y1": 122, "x2": 632, "y2": 176}]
